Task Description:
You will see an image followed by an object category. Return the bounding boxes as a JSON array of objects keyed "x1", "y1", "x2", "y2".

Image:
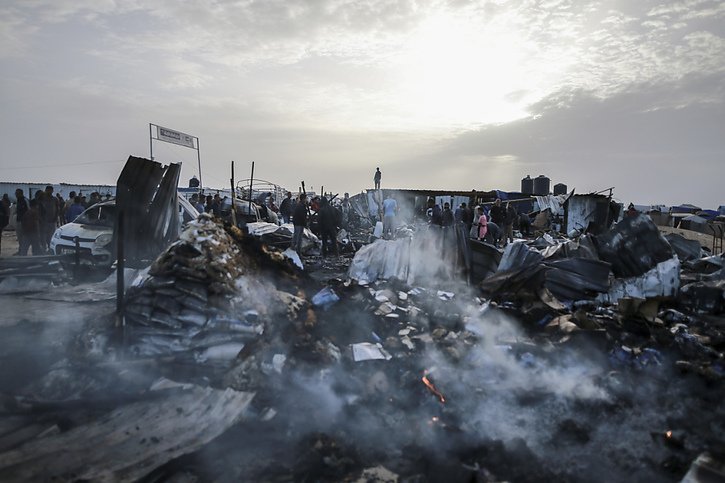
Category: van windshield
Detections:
[{"x1": 76, "y1": 204, "x2": 116, "y2": 227}]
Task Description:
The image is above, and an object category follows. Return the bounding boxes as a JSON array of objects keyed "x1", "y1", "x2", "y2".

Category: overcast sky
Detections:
[{"x1": 1, "y1": 0, "x2": 723, "y2": 207}]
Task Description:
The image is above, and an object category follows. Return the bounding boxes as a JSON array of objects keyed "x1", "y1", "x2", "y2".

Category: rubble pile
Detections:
[
  {"x1": 123, "y1": 214, "x2": 303, "y2": 359},
  {"x1": 0, "y1": 212, "x2": 723, "y2": 481}
]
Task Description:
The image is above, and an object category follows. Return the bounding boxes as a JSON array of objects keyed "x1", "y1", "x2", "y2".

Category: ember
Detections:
[
  {"x1": 421, "y1": 370, "x2": 446, "y2": 404},
  {"x1": 0, "y1": 173, "x2": 723, "y2": 482}
]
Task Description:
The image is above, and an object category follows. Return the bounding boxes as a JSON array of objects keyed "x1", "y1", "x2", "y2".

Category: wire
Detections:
[{"x1": 1, "y1": 160, "x2": 124, "y2": 169}]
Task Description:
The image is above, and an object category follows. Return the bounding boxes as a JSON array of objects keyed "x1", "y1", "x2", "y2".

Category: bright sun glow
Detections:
[{"x1": 390, "y1": 13, "x2": 540, "y2": 129}]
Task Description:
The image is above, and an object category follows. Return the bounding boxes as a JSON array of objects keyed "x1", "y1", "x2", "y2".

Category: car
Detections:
[{"x1": 50, "y1": 197, "x2": 199, "y2": 265}]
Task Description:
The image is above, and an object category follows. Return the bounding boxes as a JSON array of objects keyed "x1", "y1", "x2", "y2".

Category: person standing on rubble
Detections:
[
  {"x1": 319, "y1": 197, "x2": 339, "y2": 256},
  {"x1": 475, "y1": 206, "x2": 488, "y2": 240},
  {"x1": 373, "y1": 167, "x2": 382, "y2": 190},
  {"x1": 503, "y1": 202, "x2": 517, "y2": 246},
  {"x1": 292, "y1": 193, "x2": 308, "y2": 253},
  {"x1": 382, "y1": 193, "x2": 398, "y2": 239},
  {"x1": 490, "y1": 198, "x2": 505, "y2": 227},
  {"x1": 280, "y1": 191, "x2": 293, "y2": 224},
  {"x1": 441, "y1": 202, "x2": 454, "y2": 227}
]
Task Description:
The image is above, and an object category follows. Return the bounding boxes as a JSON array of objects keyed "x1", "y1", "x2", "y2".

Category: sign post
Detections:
[{"x1": 149, "y1": 123, "x2": 203, "y2": 191}]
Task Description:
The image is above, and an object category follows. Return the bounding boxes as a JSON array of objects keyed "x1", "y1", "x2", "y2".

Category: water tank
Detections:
[
  {"x1": 533, "y1": 175, "x2": 550, "y2": 196},
  {"x1": 521, "y1": 175, "x2": 533, "y2": 195},
  {"x1": 553, "y1": 183, "x2": 567, "y2": 195}
]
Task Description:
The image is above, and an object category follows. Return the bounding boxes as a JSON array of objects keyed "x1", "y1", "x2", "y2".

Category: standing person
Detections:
[
  {"x1": 461, "y1": 202, "x2": 474, "y2": 233},
  {"x1": 381, "y1": 193, "x2": 398, "y2": 239},
  {"x1": 38, "y1": 185, "x2": 58, "y2": 251},
  {"x1": 489, "y1": 198, "x2": 505, "y2": 227},
  {"x1": 441, "y1": 202, "x2": 454, "y2": 226},
  {"x1": 504, "y1": 202, "x2": 517, "y2": 246},
  {"x1": 0, "y1": 194, "x2": 9, "y2": 253},
  {"x1": 318, "y1": 197, "x2": 339, "y2": 257},
  {"x1": 430, "y1": 203, "x2": 443, "y2": 226},
  {"x1": 519, "y1": 212, "x2": 531, "y2": 237},
  {"x1": 205, "y1": 195, "x2": 214, "y2": 214},
  {"x1": 292, "y1": 193, "x2": 308, "y2": 253},
  {"x1": 19, "y1": 199, "x2": 41, "y2": 256},
  {"x1": 280, "y1": 191, "x2": 293, "y2": 224},
  {"x1": 340, "y1": 192, "x2": 351, "y2": 229},
  {"x1": 486, "y1": 222, "x2": 502, "y2": 247},
  {"x1": 14, "y1": 189, "x2": 29, "y2": 255},
  {"x1": 65, "y1": 196, "x2": 85, "y2": 223},
  {"x1": 64, "y1": 191, "x2": 76, "y2": 217},
  {"x1": 211, "y1": 194, "x2": 221, "y2": 217},
  {"x1": 55, "y1": 192, "x2": 65, "y2": 226},
  {"x1": 373, "y1": 167, "x2": 382, "y2": 190},
  {"x1": 476, "y1": 206, "x2": 488, "y2": 240}
]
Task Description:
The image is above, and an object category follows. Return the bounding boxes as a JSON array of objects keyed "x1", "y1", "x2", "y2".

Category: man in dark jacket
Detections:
[
  {"x1": 279, "y1": 192, "x2": 293, "y2": 224},
  {"x1": 441, "y1": 202, "x2": 454, "y2": 226},
  {"x1": 489, "y1": 198, "x2": 505, "y2": 226},
  {"x1": 292, "y1": 194, "x2": 308, "y2": 253},
  {"x1": 504, "y1": 202, "x2": 517, "y2": 246},
  {"x1": 14, "y1": 189, "x2": 28, "y2": 255},
  {"x1": 19, "y1": 199, "x2": 41, "y2": 256},
  {"x1": 318, "y1": 197, "x2": 339, "y2": 257},
  {"x1": 39, "y1": 185, "x2": 58, "y2": 250}
]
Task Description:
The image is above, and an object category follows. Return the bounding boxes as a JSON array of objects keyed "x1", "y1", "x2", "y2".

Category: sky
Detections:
[{"x1": 0, "y1": 0, "x2": 723, "y2": 208}]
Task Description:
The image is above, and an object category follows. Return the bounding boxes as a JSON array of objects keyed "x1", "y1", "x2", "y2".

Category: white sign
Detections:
[{"x1": 156, "y1": 125, "x2": 195, "y2": 149}]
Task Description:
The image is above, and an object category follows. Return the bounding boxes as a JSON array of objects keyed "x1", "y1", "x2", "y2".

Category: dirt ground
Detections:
[
  {"x1": 0, "y1": 230, "x2": 19, "y2": 257},
  {"x1": 658, "y1": 225, "x2": 722, "y2": 253}
]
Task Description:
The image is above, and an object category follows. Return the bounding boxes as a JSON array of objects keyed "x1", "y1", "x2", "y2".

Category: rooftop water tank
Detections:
[
  {"x1": 521, "y1": 175, "x2": 533, "y2": 195},
  {"x1": 553, "y1": 183, "x2": 567, "y2": 195},
  {"x1": 533, "y1": 175, "x2": 550, "y2": 196}
]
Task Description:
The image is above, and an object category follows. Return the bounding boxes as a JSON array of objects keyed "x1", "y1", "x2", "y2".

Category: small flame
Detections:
[
  {"x1": 665, "y1": 430, "x2": 672, "y2": 438},
  {"x1": 422, "y1": 371, "x2": 446, "y2": 403}
]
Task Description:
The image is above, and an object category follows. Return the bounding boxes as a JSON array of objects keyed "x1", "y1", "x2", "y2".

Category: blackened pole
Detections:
[
  {"x1": 149, "y1": 123, "x2": 154, "y2": 160},
  {"x1": 230, "y1": 161, "x2": 237, "y2": 226},
  {"x1": 116, "y1": 209, "x2": 125, "y2": 328},
  {"x1": 196, "y1": 137, "x2": 203, "y2": 195},
  {"x1": 248, "y1": 161, "x2": 255, "y2": 215}
]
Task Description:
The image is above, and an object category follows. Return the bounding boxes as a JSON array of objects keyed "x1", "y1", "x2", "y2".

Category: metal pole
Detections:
[
  {"x1": 230, "y1": 161, "x2": 237, "y2": 226},
  {"x1": 149, "y1": 123, "x2": 154, "y2": 160},
  {"x1": 196, "y1": 137, "x2": 203, "y2": 194},
  {"x1": 116, "y1": 210, "x2": 125, "y2": 328},
  {"x1": 248, "y1": 161, "x2": 255, "y2": 215},
  {"x1": 73, "y1": 236, "x2": 80, "y2": 281}
]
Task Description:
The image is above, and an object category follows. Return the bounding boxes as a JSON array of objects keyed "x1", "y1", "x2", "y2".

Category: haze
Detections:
[{"x1": 1, "y1": 0, "x2": 723, "y2": 207}]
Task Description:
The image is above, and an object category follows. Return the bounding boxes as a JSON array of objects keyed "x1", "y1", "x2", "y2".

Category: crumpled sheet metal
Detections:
[
  {"x1": 664, "y1": 233, "x2": 703, "y2": 262},
  {"x1": 598, "y1": 256, "x2": 680, "y2": 304},
  {"x1": 0, "y1": 384, "x2": 254, "y2": 481},
  {"x1": 482, "y1": 257, "x2": 611, "y2": 305},
  {"x1": 348, "y1": 227, "x2": 463, "y2": 285},
  {"x1": 595, "y1": 215, "x2": 673, "y2": 278}
]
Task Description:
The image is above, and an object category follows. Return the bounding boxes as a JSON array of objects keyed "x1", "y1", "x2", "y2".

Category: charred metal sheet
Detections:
[
  {"x1": 542, "y1": 258, "x2": 611, "y2": 303},
  {"x1": 664, "y1": 233, "x2": 703, "y2": 262},
  {"x1": 114, "y1": 156, "x2": 181, "y2": 267},
  {"x1": 594, "y1": 214, "x2": 673, "y2": 278},
  {"x1": 0, "y1": 385, "x2": 254, "y2": 481}
]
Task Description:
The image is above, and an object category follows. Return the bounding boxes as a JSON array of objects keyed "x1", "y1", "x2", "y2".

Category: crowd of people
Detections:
[
  {"x1": 0, "y1": 187, "x2": 112, "y2": 256},
  {"x1": 423, "y1": 197, "x2": 530, "y2": 248}
]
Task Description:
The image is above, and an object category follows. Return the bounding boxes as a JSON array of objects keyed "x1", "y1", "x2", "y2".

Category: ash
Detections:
[{"x1": 0, "y1": 215, "x2": 722, "y2": 483}]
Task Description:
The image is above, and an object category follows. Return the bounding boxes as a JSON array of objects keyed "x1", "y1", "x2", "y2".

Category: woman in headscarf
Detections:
[{"x1": 475, "y1": 206, "x2": 488, "y2": 241}]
